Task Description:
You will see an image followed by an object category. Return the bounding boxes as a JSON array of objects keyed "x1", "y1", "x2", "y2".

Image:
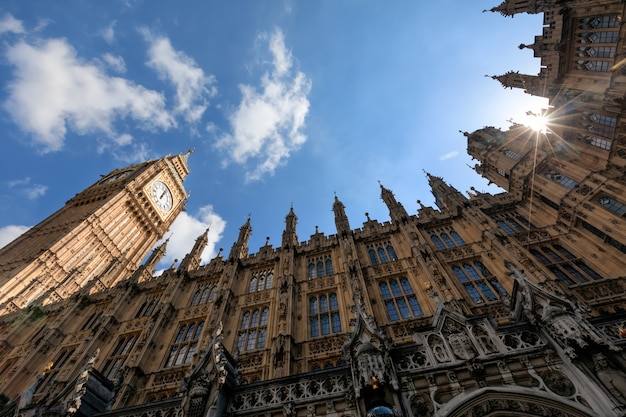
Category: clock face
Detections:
[
  {"x1": 151, "y1": 181, "x2": 173, "y2": 212},
  {"x1": 98, "y1": 170, "x2": 133, "y2": 185}
]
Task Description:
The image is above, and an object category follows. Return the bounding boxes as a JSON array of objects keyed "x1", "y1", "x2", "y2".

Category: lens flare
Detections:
[{"x1": 520, "y1": 109, "x2": 549, "y2": 134}]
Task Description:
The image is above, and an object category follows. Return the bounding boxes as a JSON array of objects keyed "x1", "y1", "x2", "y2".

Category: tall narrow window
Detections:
[
  {"x1": 136, "y1": 298, "x2": 156, "y2": 317},
  {"x1": 495, "y1": 168, "x2": 509, "y2": 178},
  {"x1": 199, "y1": 288, "x2": 210, "y2": 304},
  {"x1": 325, "y1": 259, "x2": 334, "y2": 275},
  {"x1": 165, "y1": 322, "x2": 203, "y2": 367},
  {"x1": 367, "y1": 242, "x2": 398, "y2": 265},
  {"x1": 38, "y1": 347, "x2": 76, "y2": 391},
  {"x1": 308, "y1": 256, "x2": 333, "y2": 278},
  {"x1": 386, "y1": 243, "x2": 398, "y2": 261},
  {"x1": 317, "y1": 261, "x2": 324, "y2": 278},
  {"x1": 379, "y1": 277, "x2": 423, "y2": 321},
  {"x1": 545, "y1": 169, "x2": 578, "y2": 189},
  {"x1": 530, "y1": 244, "x2": 602, "y2": 286},
  {"x1": 248, "y1": 276, "x2": 257, "y2": 293},
  {"x1": 502, "y1": 148, "x2": 522, "y2": 161},
  {"x1": 441, "y1": 232, "x2": 454, "y2": 247},
  {"x1": 237, "y1": 307, "x2": 269, "y2": 352},
  {"x1": 581, "y1": 220, "x2": 626, "y2": 254},
  {"x1": 309, "y1": 293, "x2": 342, "y2": 337},
  {"x1": 451, "y1": 261, "x2": 507, "y2": 304},
  {"x1": 208, "y1": 285, "x2": 217, "y2": 302},
  {"x1": 103, "y1": 335, "x2": 137, "y2": 378},
  {"x1": 429, "y1": 228, "x2": 464, "y2": 250},
  {"x1": 249, "y1": 269, "x2": 274, "y2": 292},
  {"x1": 585, "y1": 136, "x2": 612, "y2": 150},
  {"x1": 81, "y1": 308, "x2": 103, "y2": 330},
  {"x1": 574, "y1": 16, "x2": 619, "y2": 73},
  {"x1": 369, "y1": 248, "x2": 379, "y2": 265},
  {"x1": 598, "y1": 196, "x2": 626, "y2": 216},
  {"x1": 492, "y1": 213, "x2": 531, "y2": 235},
  {"x1": 190, "y1": 283, "x2": 217, "y2": 305},
  {"x1": 430, "y1": 235, "x2": 445, "y2": 250}
]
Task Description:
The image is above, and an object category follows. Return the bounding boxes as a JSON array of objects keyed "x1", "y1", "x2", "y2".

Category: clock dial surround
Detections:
[{"x1": 151, "y1": 180, "x2": 173, "y2": 212}]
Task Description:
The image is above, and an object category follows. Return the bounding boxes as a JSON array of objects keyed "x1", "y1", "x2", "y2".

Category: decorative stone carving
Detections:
[
  {"x1": 410, "y1": 393, "x2": 434, "y2": 417},
  {"x1": 343, "y1": 296, "x2": 400, "y2": 397},
  {"x1": 541, "y1": 370, "x2": 575, "y2": 397},
  {"x1": 594, "y1": 353, "x2": 626, "y2": 405},
  {"x1": 507, "y1": 261, "x2": 619, "y2": 357},
  {"x1": 447, "y1": 331, "x2": 476, "y2": 360},
  {"x1": 473, "y1": 325, "x2": 498, "y2": 355},
  {"x1": 429, "y1": 335, "x2": 450, "y2": 363}
]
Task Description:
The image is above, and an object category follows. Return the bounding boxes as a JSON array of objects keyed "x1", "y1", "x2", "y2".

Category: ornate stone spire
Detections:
[
  {"x1": 426, "y1": 172, "x2": 466, "y2": 211},
  {"x1": 333, "y1": 194, "x2": 351, "y2": 236},
  {"x1": 485, "y1": 0, "x2": 550, "y2": 17},
  {"x1": 487, "y1": 71, "x2": 541, "y2": 95},
  {"x1": 281, "y1": 206, "x2": 298, "y2": 249},
  {"x1": 144, "y1": 238, "x2": 168, "y2": 274},
  {"x1": 179, "y1": 226, "x2": 209, "y2": 272},
  {"x1": 379, "y1": 182, "x2": 409, "y2": 224},
  {"x1": 228, "y1": 217, "x2": 251, "y2": 261}
]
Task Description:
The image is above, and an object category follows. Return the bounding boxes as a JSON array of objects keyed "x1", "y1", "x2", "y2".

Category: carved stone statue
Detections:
[{"x1": 594, "y1": 353, "x2": 626, "y2": 405}]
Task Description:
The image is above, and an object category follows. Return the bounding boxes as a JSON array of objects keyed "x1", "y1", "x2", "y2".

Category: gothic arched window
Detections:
[
  {"x1": 165, "y1": 321, "x2": 203, "y2": 367},
  {"x1": 530, "y1": 244, "x2": 602, "y2": 286},
  {"x1": 237, "y1": 307, "x2": 269, "y2": 352},
  {"x1": 598, "y1": 196, "x2": 626, "y2": 216},
  {"x1": 451, "y1": 261, "x2": 506, "y2": 304},
  {"x1": 309, "y1": 292, "x2": 342, "y2": 337},
  {"x1": 379, "y1": 277, "x2": 423, "y2": 321}
]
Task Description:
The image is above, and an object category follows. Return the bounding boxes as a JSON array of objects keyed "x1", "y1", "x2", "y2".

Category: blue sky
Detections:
[{"x1": 0, "y1": 1, "x2": 547, "y2": 267}]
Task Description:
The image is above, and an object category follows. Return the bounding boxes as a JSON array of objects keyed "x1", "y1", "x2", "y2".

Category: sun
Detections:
[{"x1": 522, "y1": 110, "x2": 549, "y2": 134}]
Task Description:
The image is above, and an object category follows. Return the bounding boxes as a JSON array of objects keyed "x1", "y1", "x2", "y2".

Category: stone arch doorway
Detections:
[{"x1": 440, "y1": 388, "x2": 598, "y2": 417}]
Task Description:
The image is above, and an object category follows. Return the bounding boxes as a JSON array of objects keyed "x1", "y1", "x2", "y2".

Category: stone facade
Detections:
[{"x1": 3, "y1": 1, "x2": 626, "y2": 416}]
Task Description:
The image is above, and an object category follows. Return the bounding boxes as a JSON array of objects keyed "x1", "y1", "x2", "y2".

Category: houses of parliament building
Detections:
[{"x1": 3, "y1": 1, "x2": 626, "y2": 416}]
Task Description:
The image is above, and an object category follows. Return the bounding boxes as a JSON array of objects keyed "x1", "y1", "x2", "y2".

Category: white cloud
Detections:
[
  {"x1": 101, "y1": 21, "x2": 116, "y2": 44},
  {"x1": 0, "y1": 225, "x2": 30, "y2": 249},
  {"x1": 439, "y1": 151, "x2": 459, "y2": 161},
  {"x1": 143, "y1": 30, "x2": 217, "y2": 123},
  {"x1": 6, "y1": 177, "x2": 47, "y2": 200},
  {"x1": 205, "y1": 121, "x2": 218, "y2": 133},
  {"x1": 158, "y1": 204, "x2": 226, "y2": 267},
  {"x1": 0, "y1": 13, "x2": 25, "y2": 34},
  {"x1": 102, "y1": 53, "x2": 126, "y2": 73},
  {"x1": 3, "y1": 37, "x2": 176, "y2": 152},
  {"x1": 114, "y1": 133, "x2": 133, "y2": 146},
  {"x1": 25, "y1": 184, "x2": 48, "y2": 199},
  {"x1": 110, "y1": 141, "x2": 152, "y2": 164},
  {"x1": 216, "y1": 28, "x2": 311, "y2": 182},
  {"x1": 6, "y1": 177, "x2": 30, "y2": 187}
]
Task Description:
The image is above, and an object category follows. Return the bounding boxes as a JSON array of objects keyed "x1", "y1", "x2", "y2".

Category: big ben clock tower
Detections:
[{"x1": 0, "y1": 150, "x2": 192, "y2": 314}]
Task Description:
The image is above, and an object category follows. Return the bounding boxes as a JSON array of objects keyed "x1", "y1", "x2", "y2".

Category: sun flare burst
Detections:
[{"x1": 522, "y1": 110, "x2": 549, "y2": 134}]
